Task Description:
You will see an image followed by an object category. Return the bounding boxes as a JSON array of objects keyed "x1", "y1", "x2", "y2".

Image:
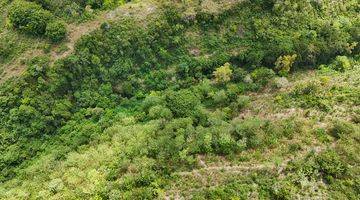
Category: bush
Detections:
[
  {"x1": 271, "y1": 180, "x2": 297, "y2": 200},
  {"x1": 9, "y1": 1, "x2": 53, "y2": 35},
  {"x1": 292, "y1": 81, "x2": 319, "y2": 96},
  {"x1": 330, "y1": 56, "x2": 352, "y2": 72},
  {"x1": 45, "y1": 20, "x2": 67, "y2": 42},
  {"x1": 230, "y1": 95, "x2": 250, "y2": 113},
  {"x1": 165, "y1": 89, "x2": 201, "y2": 118},
  {"x1": 275, "y1": 54, "x2": 297, "y2": 76},
  {"x1": 192, "y1": 79, "x2": 214, "y2": 100},
  {"x1": 232, "y1": 118, "x2": 265, "y2": 149},
  {"x1": 212, "y1": 90, "x2": 229, "y2": 106},
  {"x1": 316, "y1": 150, "x2": 348, "y2": 181},
  {"x1": 148, "y1": 105, "x2": 173, "y2": 120},
  {"x1": 215, "y1": 131, "x2": 239, "y2": 155},
  {"x1": 232, "y1": 67, "x2": 248, "y2": 83},
  {"x1": 330, "y1": 120, "x2": 355, "y2": 139},
  {"x1": 213, "y1": 62, "x2": 233, "y2": 84},
  {"x1": 141, "y1": 92, "x2": 166, "y2": 112},
  {"x1": 0, "y1": 36, "x2": 16, "y2": 62},
  {"x1": 250, "y1": 67, "x2": 275, "y2": 87},
  {"x1": 86, "y1": 0, "x2": 105, "y2": 9}
]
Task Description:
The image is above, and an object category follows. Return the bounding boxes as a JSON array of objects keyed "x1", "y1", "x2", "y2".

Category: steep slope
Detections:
[{"x1": 0, "y1": 0, "x2": 359, "y2": 199}]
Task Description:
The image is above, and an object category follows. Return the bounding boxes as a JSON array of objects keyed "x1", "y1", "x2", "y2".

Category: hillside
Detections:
[{"x1": 0, "y1": 0, "x2": 359, "y2": 199}]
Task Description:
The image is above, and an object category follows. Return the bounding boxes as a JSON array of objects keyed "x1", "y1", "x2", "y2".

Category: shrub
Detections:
[
  {"x1": 215, "y1": 132, "x2": 238, "y2": 155},
  {"x1": 45, "y1": 20, "x2": 67, "y2": 42},
  {"x1": 279, "y1": 118, "x2": 303, "y2": 139},
  {"x1": 141, "y1": 92, "x2": 165, "y2": 112},
  {"x1": 275, "y1": 54, "x2": 297, "y2": 76},
  {"x1": 226, "y1": 84, "x2": 244, "y2": 101},
  {"x1": 292, "y1": 81, "x2": 319, "y2": 96},
  {"x1": 250, "y1": 67, "x2": 275, "y2": 87},
  {"x1": 330, "y1": 120, "x2": 355, "y2": 139},
  {"x1": 165, "y1": 89, "x2": 201, "y2": 118},
  {"x1": 192, "y1": 79, "x2": 214, "y2": 100},
  {"x1": 232, "y1": 67, "x2": 247, "y2": 83},
  {"x1": 212, "y1": 90, "x2": 229, "y2": 106},
  {"x1": 0, "y1": 36, "x2": 16, "y2": 62},
  {"x1": 144, "y1": 70, "x2": 169, "y2": 91},
  {"x1": 148, "y1": 105, "x2": 173, "y2": 120},
  {"x1": 230, "y1": 95, "x2": 250, "y2": 113},
  {"x1": 193, "y1": 126, "x2": 213, "y2": 153},
  {"x1": 8, "y1": 1, "x2": 53, "y2": 35},
  {"x1": 271, "y1": 180, "x2": 297, "y2": 200},
  {"x1": 213, "y1": 62, "x2": 233, "y2": 84},
  {"x1": 330, "y1": 56, "x2": 352, "y2": 72},
  {"x1": 232, "y1": 118, "x2": 265, "y2": 149},
  {"x1": 86, "y1": 0, "x2": 105, "y2": 9},
  {"x1": 316, "y1": 150, "x2": 348, "y2": 181}
]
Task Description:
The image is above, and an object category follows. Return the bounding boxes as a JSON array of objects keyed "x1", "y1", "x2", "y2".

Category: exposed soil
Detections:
[{"x1": 0, "y1": 0, "x2": 158, "y2": 84}]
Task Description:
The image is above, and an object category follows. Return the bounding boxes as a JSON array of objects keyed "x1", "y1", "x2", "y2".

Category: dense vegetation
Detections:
[{"x1": 0, "y1": 0, "x2": 359, "y2": 199}]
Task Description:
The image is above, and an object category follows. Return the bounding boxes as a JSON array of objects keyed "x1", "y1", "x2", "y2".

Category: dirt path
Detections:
[
  {"x1": 0, "y1": 0, "x2": 158, "y2": 84},
  {"x1": 0, "y1": 0, "x2": 248, "y2": 84},
  {"x1": 51, "y1": 0, "x2": 158, "y2": 62},
  {"x1": 175, "y1": 144, "x2": 330, "y2": 176},
  {"x1": 165, "y1": 142, "x2": 336, "y2": 199}
]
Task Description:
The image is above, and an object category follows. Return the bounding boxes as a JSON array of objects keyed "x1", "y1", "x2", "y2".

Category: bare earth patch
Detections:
[{"x1": 0, "y1": 0, "x2": 158, "y2": 84}]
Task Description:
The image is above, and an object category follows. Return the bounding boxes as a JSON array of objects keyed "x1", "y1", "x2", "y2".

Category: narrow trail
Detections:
[
  {"x1": 0, "y1": 0, "x2": 158, "y2": 84},
  {"x1": 165, "y1": 142, "x2": 336, "y2": 199},
  {"x1": 51, "y1": 0, "x2": 158, "y2": 62},
  {"x1": 0, "y1": 0, "x2": 247, "y2": 84},
  {"x1": 175, "y1": 144, "x2": 331, "y2": 176}
]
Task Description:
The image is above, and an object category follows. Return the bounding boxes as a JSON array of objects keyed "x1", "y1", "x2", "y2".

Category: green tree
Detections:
[
  {"x1": 331, "y1": 56, "x2": 352, "y2": 72},
  {"x1": 275, "y1": 54, "x2": 297, "y2": 76},
  {"x1": 45, "y1": 20, "x2": 67, "y2": 43},
  {"x1": 213, "y1": 63, "x2": 233, "y2": 84},
  {"x1": 8, "y1": 0, "x2": 53, "y2": 35},
  {"x1": 166, "y1": 89, "x2": 201, "y2": 118}
]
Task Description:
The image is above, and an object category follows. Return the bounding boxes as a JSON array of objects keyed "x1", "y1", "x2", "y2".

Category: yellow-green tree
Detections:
[
  {"x1": 213, "y1": 62, "x2": 233, "y2": 84},
  {"x1": 275, "y1": 54, "x2": 297, "y2": 76}
]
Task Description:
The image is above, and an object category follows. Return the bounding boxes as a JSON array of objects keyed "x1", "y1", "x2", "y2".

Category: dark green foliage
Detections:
[
  {"x1": 316, "y1": 150, "x2": 348, "y2": 181},
  {"x1": 86, "y1": 0, "x2": 104, "y2": 9},
  {"x1": 141, "y1": 92, "x2": 166, "y2": 113},
  {"x1": 0, "y1": 35, "x2": 16, "y2": 62},
  {"x1": 232, "y1": 118, "x2": 266, "y2": 149},
  {"x1": 232, "y1": 67, "x2": 248, "y2": 82},
  {"x1": 148, "y1": 117, "x2": 196, "y2": 170},
  {"x1": 165, "y1": 89, "x2": 201, "y2": 118},
  {"x1": 251, "y1": 67, "x2": 275, "y2": 87},
  {"x1": 9, "y1": 0, "x2": 53, "y2": 35},
  {"x1": 148, "y1": 105, "x2": 173, "y2": 120},
  {"x1": 29, "y1": 0, "x2": 123, "y2": 20},
  {"x1": 289, "y1": 81, "x2": 332, "y2": 111},
  {"x1": 330, "y1": 120, "x2": 355, "y2": 139},
  {"x1": 45, "y1": 20, "x2": 67, "y2": 42},
  {"x1": 0, "y1": 0, "x2": 359, "y2": 198}
]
